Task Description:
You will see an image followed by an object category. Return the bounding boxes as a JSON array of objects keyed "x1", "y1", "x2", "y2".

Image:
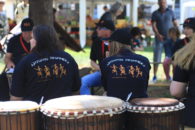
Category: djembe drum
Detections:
[
  {"x1": 127, "y1": 98, "x2": 185, "y2": 130},
  {"x1": 40, "y1": 95, "x2": 126, "y2": 130},
  {"x1": 0, "y1": 101, "x2": 40, "y2": 130}
]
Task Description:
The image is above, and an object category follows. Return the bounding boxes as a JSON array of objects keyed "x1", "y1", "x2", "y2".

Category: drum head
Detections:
[
  {"x1": 41, "y1": 95, "x2": 125, "y2": 119},
  {"x1": 127, "y1": 98, "x2": 185, "y2": 113},
  {"x1": 130, "y1": 98, "x2": 179, "y2": 107},
  {"x1": 0, "y1": 101, "x2": 39, "y2": 113}
]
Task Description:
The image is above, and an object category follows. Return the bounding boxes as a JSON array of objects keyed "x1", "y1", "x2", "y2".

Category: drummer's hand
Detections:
[{"x1": 7, "y1": 62, "x2": 15, "y2": 69}]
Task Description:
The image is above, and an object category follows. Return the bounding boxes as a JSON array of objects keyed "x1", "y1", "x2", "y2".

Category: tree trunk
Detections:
[{"x1": 29, "y1": 0, "x2": 53, "y2": 27}]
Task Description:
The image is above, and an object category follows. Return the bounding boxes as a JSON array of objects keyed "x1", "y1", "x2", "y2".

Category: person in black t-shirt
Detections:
[
  {"x1": 99, "y1": 2, "x2": 123, "y2": 24},
  {"x1": 80, "y1": 20, "x2": 115, "y2": 95},
  {"x1": 170, "y1": 34, "x2": 195, "y2": 128},
  {"x1": 10, "y1": 25, "x2": 81, "y2": 103},
  {"x1": 4, "y1": 18, "x2": 34, "y2": 68},
  {"x1": 173, "y1": 17, "x2": 195, "y2": 55},
  {"x1": 100, "y1": 28, "x2": 151, "y2": 101},
  {"x1": 0, "y1": 18, "x2": 34, "y2": 101}
]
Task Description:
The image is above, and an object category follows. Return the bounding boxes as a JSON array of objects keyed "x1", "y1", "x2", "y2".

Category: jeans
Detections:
[
  {"x1": 80, "y1": 71, "x2": 102, "y2": 95},
  {"x1": 153, "y1": 38, "x2": 165, "y2": 63}
]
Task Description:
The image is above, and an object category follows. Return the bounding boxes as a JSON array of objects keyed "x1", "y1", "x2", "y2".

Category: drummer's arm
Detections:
[
  {"x1": 10, "y1": 95, "x2": 23, "y2": 101},
  {"x1": 170, "y1": 81, "x2": 187, "y2": 98},
  {"x1": 4, "y1": 52, "x2": 15, "y2": 69},
  {"x1": 90, "y1": 60, "x2": 100, "y2": 71}
]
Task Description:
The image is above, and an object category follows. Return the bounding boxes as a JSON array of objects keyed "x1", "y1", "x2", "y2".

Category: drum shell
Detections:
[
  {"x1": 0, "y1": 111, "x2": 41, "y2": 130},
  {"x1": 127, "y1": 109, "x2": 183, "y2": 130},
  {"x1": 42, "y1": 113, "x2": 125, "y2": 130}
]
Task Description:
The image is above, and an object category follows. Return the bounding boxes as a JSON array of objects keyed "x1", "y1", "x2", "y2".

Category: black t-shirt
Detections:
[
  {"x1": 11, "y1": 50, "x2": 81, "y2": 103},
  {"x1": 7, "y1": 34, "x2": 30, "y2": 65},
  {"x1": 173, "y1": 37, "x2": 189, "y2": 55},
  {"x1": 99, "y1": 12, "x2": 113, "y2": 23},
  {"x1": 90, "y1": 38, "x2": 109, "y2": 64},
  {"x1": 100, "y1": 49, "x2": 151, "y2": 101},
  {"x1": 173, "y1": 66, "x2": 195, "y2": 127}
]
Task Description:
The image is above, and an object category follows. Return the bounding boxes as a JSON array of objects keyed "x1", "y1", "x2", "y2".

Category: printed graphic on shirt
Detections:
[
  {"x1": 119, "y1": 65, "x2": 126, "y2": 76},
  {"x1": 34, "y1": 64, "x2": 67, "y2": 81},
  {"x1": 110, "y1": 64, "x2": 118, "y2": 75},
  {"x1": 110, "y1": 64, "x2": 143, "y2": 78},
  {"x1": 32, "y1": 56, "x2": 69, "y2": 82}
]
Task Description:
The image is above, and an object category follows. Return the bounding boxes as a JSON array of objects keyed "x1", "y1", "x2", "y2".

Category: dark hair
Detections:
[
  {"x1": 169, "y1": 27, "x2": 180, "y2": 39},
  {"x1": 130, "y1": 27, "x2": 141, "y2": 37},
  {"x1": 32, "y1": 25, "x2": 59, "y2": 54}
]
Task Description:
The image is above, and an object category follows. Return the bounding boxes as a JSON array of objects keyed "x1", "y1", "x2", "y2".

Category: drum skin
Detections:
[
  {"x1": 127, "y1": 98, "x2": 185, "y2": 130},
  {"x1": 0, "y1": 101, "x2": 40, "y2": 130},
  {"x1": 41, "y1": 95, "x2": 126, "y2": 130}
]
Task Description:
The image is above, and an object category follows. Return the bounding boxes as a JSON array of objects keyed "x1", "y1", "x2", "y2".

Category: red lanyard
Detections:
[
  {"x1": 20, "y1": 35, "x2": 29, "y2": 53},
  {"x1": 101, "y1": 41, "x2": 104, "y2": 57}
]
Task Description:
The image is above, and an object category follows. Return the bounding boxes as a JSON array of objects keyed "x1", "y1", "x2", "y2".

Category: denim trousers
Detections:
[{"x1": 80, "y1": 71, "x2": 102, "y2": 95}]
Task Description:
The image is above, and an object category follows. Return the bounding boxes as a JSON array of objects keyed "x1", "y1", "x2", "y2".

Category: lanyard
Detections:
[{"x1": 20, "y1": 35, "x2": 29, "y2": 53}]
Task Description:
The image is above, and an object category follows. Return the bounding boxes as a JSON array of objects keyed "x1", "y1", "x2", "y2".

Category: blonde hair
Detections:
[
  {"x1": 109, "y1": 41, "x2": 132, "y2": 56},
  {"x1": 174, "y1": 34, "x2": 195, "y2": 70}
]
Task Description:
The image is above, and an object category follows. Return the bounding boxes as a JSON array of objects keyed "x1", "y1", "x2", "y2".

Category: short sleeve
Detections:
[
  {"x1": 10, "y1": 59, "x2": 26, "y2": 97},
  {"x1": 7, "y1": 38, "x2": 15, "y2": 53},
  {"x1": 151, "y1": 11, "x2": 157, "y2": 22},
  {"x1": 173, "y1": 65, "x2": 189, "y2": 83}
]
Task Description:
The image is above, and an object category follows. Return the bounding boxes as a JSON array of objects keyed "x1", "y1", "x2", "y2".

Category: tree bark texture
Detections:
[{"x1": 29, "y1": 0, "x2": 53, "y2": 27}]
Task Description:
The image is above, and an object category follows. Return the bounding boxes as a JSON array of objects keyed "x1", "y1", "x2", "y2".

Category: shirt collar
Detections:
[
  {"x1": 118, "y1": 48, "x2": 133, "y2": 55},
  {"x1": 158, "y1": 8, "x2": 169, "y2": 13}
]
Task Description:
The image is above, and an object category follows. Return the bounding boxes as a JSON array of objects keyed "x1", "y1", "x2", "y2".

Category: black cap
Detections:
[
  {"x1": 182, "y1": 17, "x2": 195, "y2": 31},
  {"x1": 109, "y1": 28, "x2": 132, "y2": 45},
  {"x1": 96, "y1": 20, "x2": 115, "y2": 31},
  {"x1": 21, "y1": 18, "x2": 34, "y2": 32}
]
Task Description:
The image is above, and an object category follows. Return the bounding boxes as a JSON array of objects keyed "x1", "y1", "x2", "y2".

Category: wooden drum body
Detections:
[
  {"x1": 0, "y1": 101, "x2": 40, "y2": 130},
  {"x1": 40, "y1": 95, "x2": 126, "y2": 130},
  {"x1": 127, "y1": 98, "x2": 185, "y2": 130}
]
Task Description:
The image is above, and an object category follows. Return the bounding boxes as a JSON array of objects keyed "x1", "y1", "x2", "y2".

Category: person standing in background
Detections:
[
  {"x1": 151, "y1": 0, "x2": 177, "y2": 82},
  {"x1": 99, "y1": 1, "x2": 123, "y2": 24},
  {"x1": 15, "y1": 0, "x2": 29, "y2": 24}
]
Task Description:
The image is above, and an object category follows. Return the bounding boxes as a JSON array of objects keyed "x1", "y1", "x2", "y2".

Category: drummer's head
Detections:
[
  {"x1": 30, "y1": 25, "x2": 59, "y2": 53},
  {"x1": 182, "y1": 17, "x2": 195, "y2": 38},
  {"x1": 96, "y1": 20, "x2": 115, "y2": 39},
  {"x1": 109, "y1": 28, "x2": 132, "y2": 56},
  {"x1": 21, "y1": 18, "x2": 34, "y2": 42}
]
